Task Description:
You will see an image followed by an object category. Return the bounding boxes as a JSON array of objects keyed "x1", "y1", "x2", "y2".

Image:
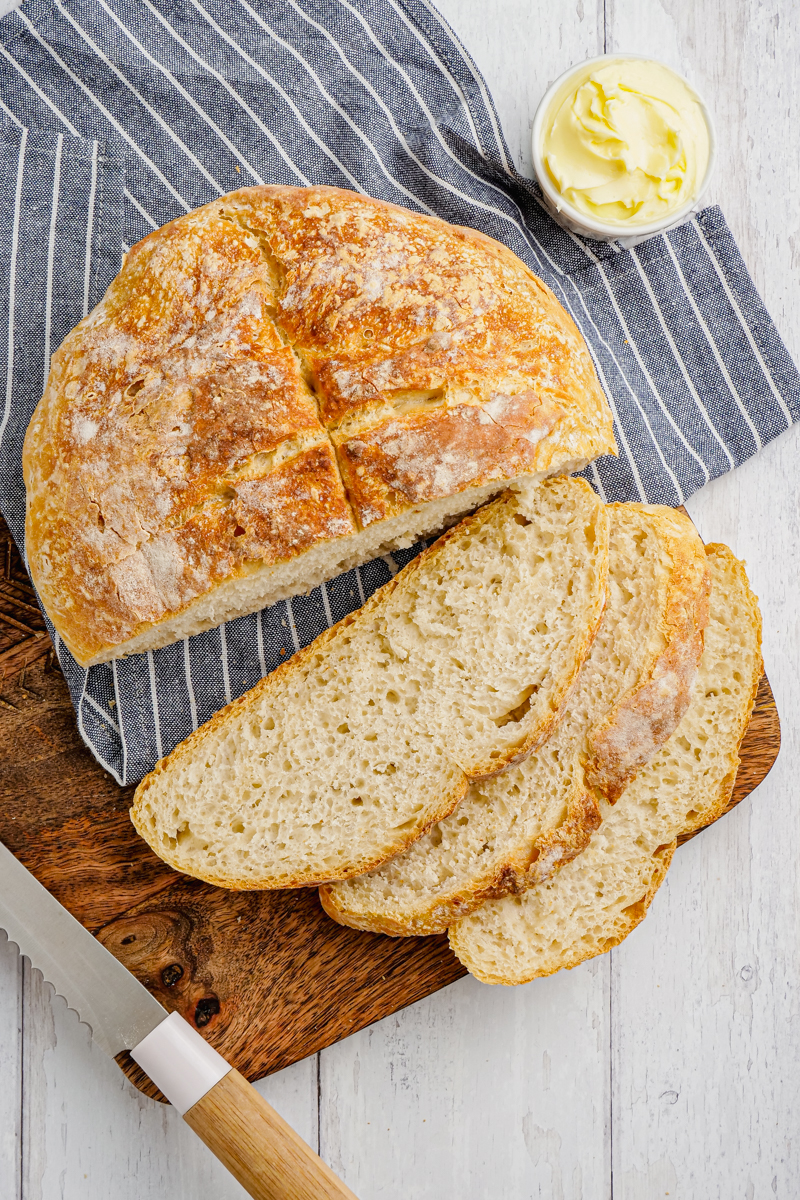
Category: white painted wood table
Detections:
[{"x1": 2, "y1": 1, "x2": 799, "y2": 1196}]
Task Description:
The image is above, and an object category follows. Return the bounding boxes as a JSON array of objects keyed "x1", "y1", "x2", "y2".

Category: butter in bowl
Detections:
[{"x1": 531, "y1": 54, "x2": 716, "y2": 241}]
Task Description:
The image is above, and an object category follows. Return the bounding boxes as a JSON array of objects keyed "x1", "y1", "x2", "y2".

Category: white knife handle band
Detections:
[
  {"x1": 130, "y1": 1011, "x2": 360, "y2": 1198},
  {"x1": 130, "y1": 1011, "x2": 231, "y2": 1114}
]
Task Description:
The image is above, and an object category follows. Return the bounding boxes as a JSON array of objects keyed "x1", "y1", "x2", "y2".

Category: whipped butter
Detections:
[{"x1": 541, "y1": 58, "x2": 710, "y2": 228}]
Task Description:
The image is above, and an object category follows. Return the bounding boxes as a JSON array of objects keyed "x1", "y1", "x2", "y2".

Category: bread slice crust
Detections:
[
  {"x1": 367, "y1": 477, "x2": 610, "y2": 781},
  {"x1": 320, "y1": 502, "x2": 709, "y2": 936},
  {"x1": 448, "y1": 544, "x2": 762, "y2": 984},
  {"x1": 585, "y1": 503, "x2": 711, "y2": 801},
  {"x1": 23, "y1": 184, "x2": 616, "y2": 667},
  {"x1": 131, "y1": 598, "x2": 470, "y2": 890},
  {"x1": 131, "y1": 477, "x2": 608, "y2": 888}
]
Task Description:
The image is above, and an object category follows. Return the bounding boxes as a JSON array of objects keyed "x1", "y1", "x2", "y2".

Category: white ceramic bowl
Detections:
[{"x1": 531, "y1": 53, "x2": 717, "y2": 242}]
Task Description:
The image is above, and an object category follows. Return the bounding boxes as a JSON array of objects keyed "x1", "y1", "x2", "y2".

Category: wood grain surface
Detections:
[
  {"x1": 183, "y1": 1068, "x2": 359, "y2": 1200},
  {"x1": 0, "y1": 510, "x2": 779, "y2": 1104},
  {"x1": 1, "y1": 4, "x2": 798, "y2": 1195}
]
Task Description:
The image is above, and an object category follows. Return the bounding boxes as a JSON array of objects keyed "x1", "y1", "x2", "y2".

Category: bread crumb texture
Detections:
[
  {"x1": 320, "y1": 502, "x2": 708, "y2": 935},
  {"x1": 23, "y1": 185, "x2": 615, "y2": 666},
  {"x1": 131, "y1": 478, "x2": 609, "y2": 888},
  {"x1": 448, "y1": 544, "x2": 762, "y2": 984}
]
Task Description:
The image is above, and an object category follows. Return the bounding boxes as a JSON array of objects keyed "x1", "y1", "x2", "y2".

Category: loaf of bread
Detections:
[
  {"x1": 320, "y1": 502, "x2": 709, "y2": 935},
  {"x1": 22, "y1": 185, "x2": 615, "y2": 667},
  {"x1": 448, "y1": 544, "x2": 762, "y2": 984},
  {"x1": 131, "y1": 477, "x2": 609, "y2": 888}
]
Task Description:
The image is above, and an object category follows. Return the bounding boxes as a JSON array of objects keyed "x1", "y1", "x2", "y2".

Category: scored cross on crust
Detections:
[{"x1": 23, "y1": 185, "x2": 615, "y2": 666}]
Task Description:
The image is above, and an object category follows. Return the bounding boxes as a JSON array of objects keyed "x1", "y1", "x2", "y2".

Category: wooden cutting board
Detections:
[{"x1": 0, "y1": 516, "x2": 780, "y2": 1101}]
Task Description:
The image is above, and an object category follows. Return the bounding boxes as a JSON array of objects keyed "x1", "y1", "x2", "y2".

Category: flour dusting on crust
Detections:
[{"x1": 23, "y1": 185, "x2": 616, "y2": 665}]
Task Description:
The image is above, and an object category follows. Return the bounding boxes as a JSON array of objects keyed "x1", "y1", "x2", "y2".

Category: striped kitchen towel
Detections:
[{"x1": 0, "y1": 0, "x2": 797, "y2": 785}]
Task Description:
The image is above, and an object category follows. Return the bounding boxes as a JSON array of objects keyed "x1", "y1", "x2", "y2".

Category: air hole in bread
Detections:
[
  {"x1": 132, "y1": 479, "x2": 612, "y2": 889},
  {"x1": 493, "y1": 685, "x2": 538, "y2": 727},
  {"x1": 621, "y1": 897, "x2": 649, "y2": 920},
  {"x1": 322, "y1": 503, "x2": 717, "y2": 940}
]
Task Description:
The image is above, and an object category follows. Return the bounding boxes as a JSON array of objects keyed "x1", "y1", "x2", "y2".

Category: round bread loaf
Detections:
[{"x1": 23, "y1": 185, "x2": 616, "y2": 666}]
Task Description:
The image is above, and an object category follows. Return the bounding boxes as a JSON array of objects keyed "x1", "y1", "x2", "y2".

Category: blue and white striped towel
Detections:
[{"x1": 0, "y1": 0, "x2": 797, "y2": 785}]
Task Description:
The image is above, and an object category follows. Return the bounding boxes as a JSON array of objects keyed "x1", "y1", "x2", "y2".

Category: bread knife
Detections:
[{"x1": 0, "y1": 838, "x2": 358, "y2": 1200}]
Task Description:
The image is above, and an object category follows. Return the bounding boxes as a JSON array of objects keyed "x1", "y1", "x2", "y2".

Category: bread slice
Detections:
[
  {"x1": 448, "y1": 544, "x2": 762, "y2": 984},
  {"x1": 365, "y1": 476, "x2": 610, "y2": 780},
  {"x1": 320, "y1": 503, "x2": 709, "y2": 935},
  {"x1": 131, "y1": 476, "x2": 609, "y2": 888}
]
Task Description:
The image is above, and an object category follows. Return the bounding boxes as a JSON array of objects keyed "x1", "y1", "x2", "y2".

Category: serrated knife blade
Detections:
[
  {"x1": 0, "y1": 837, "x2": 359, "y2": 1198},
  {"x1": 0, "y1": 838, "x2": 166, "y2": 1055}
]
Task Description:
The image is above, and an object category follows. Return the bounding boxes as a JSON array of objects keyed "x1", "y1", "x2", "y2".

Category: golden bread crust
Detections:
[
  {"x1": 129, "y1": 571, "x2": 470, "y2": 889},
  {"x1": 585, "y1": 503, "x2": 712, "y2": 803},
  {"x1": 547, "y1": 548, "x2": 764, "y2": 974},
  {"x1": 678, "y1": 545, "x2": 763, "y2": 836},
  {"x1": 319, "y1": 502, "x2": 710, "y2": 938},
  {"x1": 130, "y1": 479, "x2": 607, "y2": 890},
  {"x1": 24, "y1": 184, "x2": 615, "y2": 666},
  {"x1": 319, "y1": 788, "x2": 603, "y2": 937},
  {"x1": 448, "y1": 542, "x2": 764, "y2": 985},
  {"x1": 334, "y1": 392, "x2": 569, "y2": 525}
]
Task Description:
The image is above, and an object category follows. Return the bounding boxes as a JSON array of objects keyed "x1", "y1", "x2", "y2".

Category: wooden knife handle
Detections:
[
  {"x1": 183, "y1": 1067, "x2": 359, "y2": 1200},
  {"x1": 130, "y1": 1013, "x2": 355, "y2": 1198}
]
